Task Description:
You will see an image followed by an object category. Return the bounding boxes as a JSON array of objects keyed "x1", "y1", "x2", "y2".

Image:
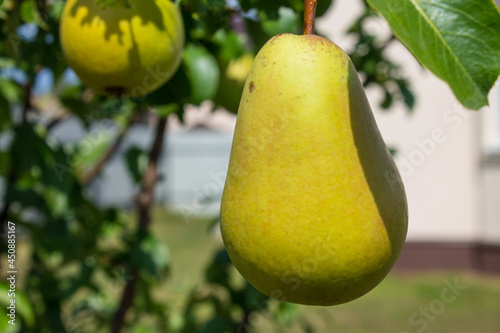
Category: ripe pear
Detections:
[
  {"x1": 220, "y1": 33, "x2": 408, "y2": 306},
  {"x1": 60, "y1": 0, "x2": 184, "y2": 97}
]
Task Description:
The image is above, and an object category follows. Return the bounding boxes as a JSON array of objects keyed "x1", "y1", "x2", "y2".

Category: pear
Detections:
[
  {"x1": 214, "y1": 53, "x2": 255, "y2": 114},
  {"x1": 60, "y1": 0, "x2": 184, "y2": 97},
  {"x1": 220, "y1": 33, "x2": 408, "y2": 306}
]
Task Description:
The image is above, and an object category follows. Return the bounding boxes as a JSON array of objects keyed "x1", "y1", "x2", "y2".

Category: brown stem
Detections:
[
  {"x1": 111, "y1": 117, "x2": 167, "y2": 333},
  {"x1": 81, "y1": 112, "x2": 138, "y2": 186},
  {"x1": 303, "y1": 0, "x2": 318, "y2": 35}
]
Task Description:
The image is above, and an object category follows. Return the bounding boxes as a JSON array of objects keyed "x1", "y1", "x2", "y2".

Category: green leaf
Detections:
[
  {"x1": 0, "y1": 78, "x2": 19, "y2": 130},
  {"x1": 0, "y1": 152, "x2": 9, "y2": 175},
  {"x1": 212, "y1": 29, "x2": 247, "y2": 62},
  {"x1": 153, "y1": 103, "x2": 178, "y2": 118},
  {"x1": 203, "y1": 0, "x2": 226, "y2": 11},
  {"x1": 145, "y1": 67, "x2": 191, "y2": 107},
  {"x1": 182, "y1": 44, "x2": 220, "y2": 105},
  {"x1": 0, "y1": 78, "x2": 21, "y2": 103},
  {"x1": 274, "y1": 302, "x2": 299, "y2": 325},
  {"x1": 124, "y1": 146, "x2": 147, "y2": 184},
  {"x1": 72, "y1": 131, "x2": 113, "y2": 170},
  {"x1": 199, "y1": 316, "x2": 233, "y2": 333},
  {"x1": 316, "y1": 0, "x2": 335, "y2": 17},
  {"x1": 42, "y1": 186, "x2": 69, "y2": 218},
  {"x1": 262, "y1": 7, "x2": 301, "y2": 36},
  {"x1": 20, "y1": 0, "x2": 36, "y2": 23},
  {"x1": 0, "y1": 105, "x2": 12, "y2": 131},
  {"x1": 240, "y1": 0, "x2": 283, "y2": 19},
  {"x1": 366, "y1": 0, "x2": 500, "y2": 110},
  {"x1": 20, "y1": 0, "x2": 49, "y2": 30},
  {"x1": 132, "y1": 234, "x2": 170, "y2": 280}
]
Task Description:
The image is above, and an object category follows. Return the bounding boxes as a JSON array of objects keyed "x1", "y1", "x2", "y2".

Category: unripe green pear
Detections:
[
  {"x1": 220, "y1": 33, "x2": 408, "y2": 306},
  {"x1": 214, "y1": 53, "x2": 254, "y2": 114}
]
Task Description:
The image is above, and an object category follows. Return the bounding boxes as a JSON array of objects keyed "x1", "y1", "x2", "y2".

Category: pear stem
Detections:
[{"x1": 303, "y1": 0, "x2": 318, "y2": 35}]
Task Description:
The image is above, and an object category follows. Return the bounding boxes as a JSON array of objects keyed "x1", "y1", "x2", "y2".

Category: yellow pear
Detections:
[
  {"x1": 220, "y1": 33, "x2": 408, "y2": 306},
  {"x1": 60, "y1": 0, "x2": 184, "y2": 97}
]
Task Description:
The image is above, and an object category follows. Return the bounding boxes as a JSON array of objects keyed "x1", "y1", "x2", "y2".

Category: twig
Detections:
[
  {"x1": 46, "y1": 113, "x2": 69, "y2": 132},
  {"x1": 303, "y1": 0, "x2": 318, "y2": 35},
  {"x1": 111, "y1": 117, "x2": 168, "y2": 333},
  {"x1": 81, "y1": 112, "x2": 138, "y2": 186}
]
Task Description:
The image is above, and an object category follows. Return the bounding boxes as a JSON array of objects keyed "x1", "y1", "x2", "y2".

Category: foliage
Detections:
[
  {"x1": 0, "y1": 0, "x2": 498, "y2": 332},
  {"x1": 367, "y1": 0, "x2": 500, "y2": 110}
]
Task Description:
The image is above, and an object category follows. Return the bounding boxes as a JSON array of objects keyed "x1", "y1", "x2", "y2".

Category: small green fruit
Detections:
[{"x1": 214, "y1": 53, "x2": 254, "y2": 113}]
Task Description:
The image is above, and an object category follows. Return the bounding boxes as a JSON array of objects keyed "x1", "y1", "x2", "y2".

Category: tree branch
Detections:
[
  {"x1": 81, "y1": 112, "x2": 138, "y2": 186},
  {"x1": 46, "y1": 113, "x2": 69, "y2": 132},
  {"x1": 111, "y1": 116, "x2": 168, "y2": 333}
]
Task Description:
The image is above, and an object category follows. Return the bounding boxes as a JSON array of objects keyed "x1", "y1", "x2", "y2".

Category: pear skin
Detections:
[{"x1": 220, "y1": 33, "x2": 408, "y2": 306}]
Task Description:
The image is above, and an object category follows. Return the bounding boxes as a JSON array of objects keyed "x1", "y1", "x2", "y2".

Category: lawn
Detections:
[
  {"x1": 152, "y1": 208, "x2": 500, "y2": 333},
  {"x1": 6, "y1": 208, "x2": 500, "y2": 332}
]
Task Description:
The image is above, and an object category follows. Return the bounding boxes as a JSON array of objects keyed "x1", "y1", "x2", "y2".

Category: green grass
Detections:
[
  {"x1": 7, "y1": 208, "x2": 500, "y2": 332},
  {"x1": 152, "y1": 208, "x2": 500, "y2": 333}
]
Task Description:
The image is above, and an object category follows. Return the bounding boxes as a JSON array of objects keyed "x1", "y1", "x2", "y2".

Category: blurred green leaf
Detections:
[
  {"x1": 205, "y1": 248, "x2": 232, "y2": 286},
  {"x1": 396, "y1": 78, "x2": 415, "y2": 110},
  {"x1": 0, "y1": 79, "x2": 20, "y2": 130},
  {"x1": 244, "y1": 283, "x2": 268, "y2": 311},
  {"x1": 262, "y1": 6, "x2": 301, "y2": 36},
  {"x1": 0, "y1": 152, "x2": 9, "y2": 175},
  {"x1": 132, "y1": 233, "x2": 170, "y2": 280},
  {"x1": 145, "y1": 68, "x2": 191, "y2": 107},
  {"x1": 20, "y1": 0, "x2": 49, "y2": 30},
  {"x1": 367, "y1": 0, "x2": 500, "y2": 110},
  {"x1": 347, "y1": 8, "x2": 415, "y2": 112},
  {"x1": 20, "y1": 0, "x2": 35, "y2": 23},
  {"x1": 72, "y1": 130, "x2": 113, "y2": 170},
  {"x1": 212, "y1": 29, "x2": 247, "y2": 62},
  {"x1": 124, "y1": 146, "x2": 147, "y2": 184},
  {"x1": 239, "y1": 0, "x2": 284, "y2": 20},
  {"x1": 316, "y1": 0, "x2": 335, "y2": 17},
  {"x1": 42, "y1": 186, "x2": 69, "y2": 218},
  {"x1": 153, "y1": 103, "x2": 178, "y2": 118},
  {"x1": 274, "y1": 302, "x2": 298, "y2": 325},
  {"x1": 0, "y1": 78, "x2": 21, "y2": 103},
  {"x1": 199, "y1": 316, "x2": 233, "y2": 333}
]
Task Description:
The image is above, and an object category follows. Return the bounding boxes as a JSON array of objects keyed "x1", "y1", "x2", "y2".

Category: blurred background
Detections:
[{"x1": 1, "y1": 0, "x2": 499, "y2": 332}]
